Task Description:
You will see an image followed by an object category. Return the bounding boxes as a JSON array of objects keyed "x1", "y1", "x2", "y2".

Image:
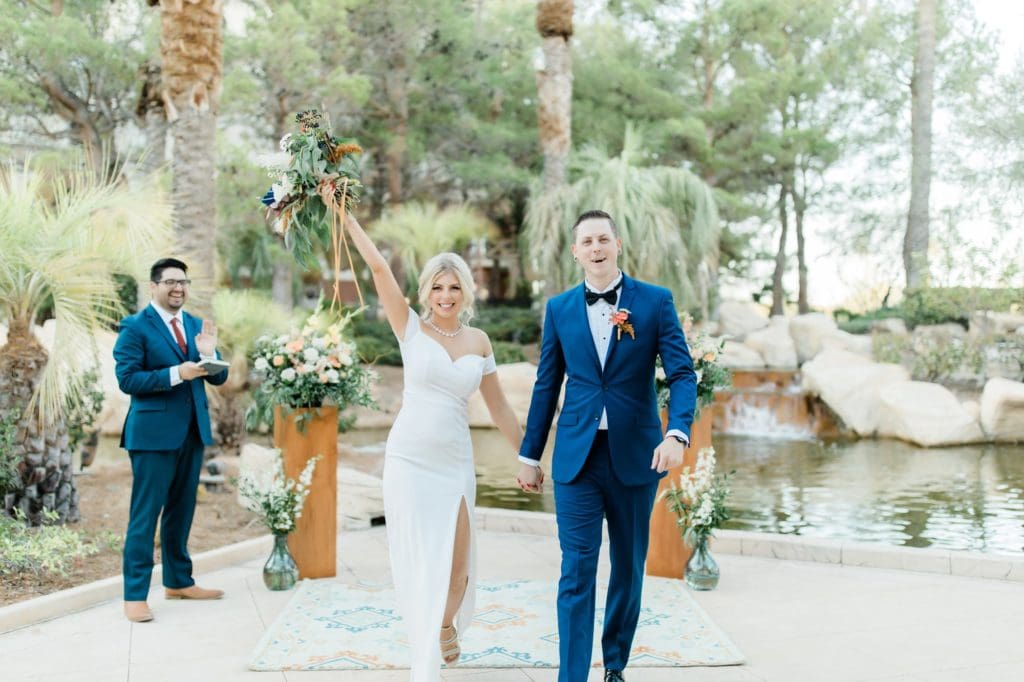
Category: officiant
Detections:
[{"x1": 112, "y1": 257, "x2": 230, "y2": 623}]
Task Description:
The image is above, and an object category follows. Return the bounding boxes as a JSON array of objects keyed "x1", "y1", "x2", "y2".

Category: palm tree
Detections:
[
  {"x1": 150, "y1": 0, "x2": 223, "y2": 305},
  {"x1": 368, "y1": 203, "x2": 497, "y2": 293},
  {"x1": 0, "y1": 159, "x2": 172, "y2": 524},
  {"x1": 524, "y1": 125, "x2": 720, "y2": 317}
]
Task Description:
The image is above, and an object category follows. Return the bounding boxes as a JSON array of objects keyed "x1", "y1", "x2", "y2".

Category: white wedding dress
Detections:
[{"x1": 383, "y1": 307, "x2": 495, "y2": 680}]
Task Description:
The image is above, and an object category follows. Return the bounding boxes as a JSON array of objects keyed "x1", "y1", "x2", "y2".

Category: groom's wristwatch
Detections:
[{"x1": 669, "y1": 435, "x2": 686, "y2": 444}]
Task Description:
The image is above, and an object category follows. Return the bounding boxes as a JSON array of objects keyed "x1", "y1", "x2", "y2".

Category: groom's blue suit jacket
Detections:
[
  {"x1": 113, "y1": 305, "x2": 228, "y2": 452},
  {"x1": 520, "y1": 274, "x2": 697, "y2": 486}
]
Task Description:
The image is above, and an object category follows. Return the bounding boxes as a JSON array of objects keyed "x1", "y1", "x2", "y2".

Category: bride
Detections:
[{"x1": 342, "y1": 214, "x2": 543, "y2": 680}]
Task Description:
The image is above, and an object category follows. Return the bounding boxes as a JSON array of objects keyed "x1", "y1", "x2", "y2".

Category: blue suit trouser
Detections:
[
  {"x1": 553, "y1": 431, "x2": 659, "y2": 681},
  {"x1": 122, "y1": 419, "x2": 204, "y2": 601}
]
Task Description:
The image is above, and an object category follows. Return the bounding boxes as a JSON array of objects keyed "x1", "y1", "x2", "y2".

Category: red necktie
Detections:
[{"x1": 170, "y1": 318, "x2": 187, "y2": 354}]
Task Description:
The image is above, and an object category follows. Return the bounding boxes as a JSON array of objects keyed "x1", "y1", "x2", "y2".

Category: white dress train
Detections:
[{"x1": 383, "y1": 308, "x2": 495, "y2": 681}]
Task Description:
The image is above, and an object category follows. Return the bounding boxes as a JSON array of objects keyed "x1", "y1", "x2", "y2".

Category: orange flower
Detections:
[
  {"x1": 285, "y1": 339, "x2": 304, "y2": 353},
  {"x1": 703, "y1": 351, "x2": 716, "y2": 362},
  {"x1": 272, "y1": 355, "x2": 285, "y2": 367},
  {"x1": 610, "y1": 308, "x2": 636, "y2": 341}
]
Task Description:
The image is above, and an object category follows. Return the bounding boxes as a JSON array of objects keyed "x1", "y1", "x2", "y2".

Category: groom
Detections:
[{"x1": 517, "y1": 210, "x2": 697, "y2": 682}]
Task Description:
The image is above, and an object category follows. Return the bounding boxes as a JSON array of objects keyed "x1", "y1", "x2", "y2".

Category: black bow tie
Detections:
[{"x1": 585, "y1": 285, "x2": 620, "y2": 306}]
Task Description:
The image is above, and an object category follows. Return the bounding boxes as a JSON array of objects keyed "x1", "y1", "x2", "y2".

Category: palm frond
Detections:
[
  {"x1": 0, "y1": 157, "x2": 174, "y2": 426},
  {"x1": 212, "y1": 289, "x2": 293, "y2": 361}
]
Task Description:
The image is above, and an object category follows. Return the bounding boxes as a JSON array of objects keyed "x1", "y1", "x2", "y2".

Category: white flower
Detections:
[
  {"x1": 325, "y1": 369, "x2": 340, "y2": 383},
  {"x1": 301, "y1": 363, "x2": 316, "y2": 373},
  {"x1": 312, "y1": 335, "x2": 327, "y2": 349},
  {"x1": 281, "y1": 368, "x2": 296, "y2": 382},
  {"x1": 254, "y1": 357, "x2": 269, "y2": 371},
  {"x1": 278, "y1": 133, "x2": 292, "y2": 151},
  {"x1": 271, "y1": 182, "x2": 288, "y2": 203},
  {"x1": 655, "y1": 366, "x2": 666, "y2": 381},
  {"x1": 303, "y1": 347, "x2": 320, "y2": 363}
]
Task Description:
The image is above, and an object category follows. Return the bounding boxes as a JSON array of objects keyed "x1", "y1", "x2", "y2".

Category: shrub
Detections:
[
  {"x1": 351, "y1": 315, "x2": 402, "y2": 366},
  {"x1": 492, "y1": 341, "x2": 526, "y2": 365},
  {"x1": 0, "y1": 510, "x2": 99, "y2": 576},
  {"x1": 900, "y1": 287, "x2": 1024, "y2": 329},
  {"x1": 474, "y1": 305, "x2": 541, "y2": 344},
  {"x1": 0, "y1": 408, "x2": 19, "y2": 498}
]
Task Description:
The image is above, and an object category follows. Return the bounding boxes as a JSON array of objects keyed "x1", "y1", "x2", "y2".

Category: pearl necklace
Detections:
[{"x1": 425, "y1": 316, "x2": 463, "y2": 338}]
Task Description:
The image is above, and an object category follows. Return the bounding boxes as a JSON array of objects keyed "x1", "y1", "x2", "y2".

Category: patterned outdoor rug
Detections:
[{"x1": 249, "y1": 577, "x2": 744, "y2": 671}]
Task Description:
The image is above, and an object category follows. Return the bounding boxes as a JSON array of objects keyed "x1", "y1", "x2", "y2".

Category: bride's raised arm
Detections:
[{"x1": 343, "y1": 214, "x2": 409, "y2": 338}]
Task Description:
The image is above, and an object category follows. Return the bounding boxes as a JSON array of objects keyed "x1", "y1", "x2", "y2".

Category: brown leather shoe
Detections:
[
  {"x1": 124, "y1": 601, "x2": 153, "y2": 622},
  {"x1": 164, "y1": 585, "x2": 224, "y2": 600}
]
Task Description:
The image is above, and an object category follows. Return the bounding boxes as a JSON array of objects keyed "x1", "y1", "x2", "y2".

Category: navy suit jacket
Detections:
[
  {"x1": 520, "y1": 274, "x2": 697, "y2": 486},
  {"x1": 113, "y1": 305, "x2": 228, "y2": 451}
]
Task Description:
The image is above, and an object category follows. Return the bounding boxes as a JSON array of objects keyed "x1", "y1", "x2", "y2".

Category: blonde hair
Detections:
[{"x1": 418, "y1": 252, "x2": 476, "y2": 322}]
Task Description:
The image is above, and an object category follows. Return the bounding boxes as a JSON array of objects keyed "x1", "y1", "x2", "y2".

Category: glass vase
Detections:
[
  {"x1": 684, "y1": 535, "x2": 720, "y2": 590},
  {"x1": 263, "y1": 532, "x2": 299, "y2": 591}
]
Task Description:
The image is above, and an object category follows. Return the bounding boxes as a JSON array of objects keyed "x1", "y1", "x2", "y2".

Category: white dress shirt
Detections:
[{"x1": 150, "y1": 302, "x2": 214, "y2": 386}]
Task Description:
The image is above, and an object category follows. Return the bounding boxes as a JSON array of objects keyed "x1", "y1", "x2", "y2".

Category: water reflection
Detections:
[
  {"x1": 714, "y1": 436, "x2": 1024, "y2": 555},
  {"x1": 94, "y1": 430, "x2": 1024, "y2": 553}
]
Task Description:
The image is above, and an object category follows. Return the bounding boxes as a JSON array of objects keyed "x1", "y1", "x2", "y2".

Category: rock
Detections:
[
  {"x1": 913, "y1": 323, "x2": 966, "y2": 342},
  {"x1": 980, "y1": 377, "x2": 1024, "y2": 443},
  {"x1": 338, "y1": 466, "x2": 385, "y2": 530},
  {"x1": 237, "y1": 443, "x2": 280, "y2": 509},
  {"x1": 877, "y1": 381, "x2": 986, "y2": 446},
  {"x1": 467, "y1": 362, "x2": 538, "y2": 427},
  {"x1": 346, "y1": 365, "x2": 404, "y2": 429},
  {"x1": 819, "y1": 329, "x2": 873, "y2": 358},
  {"x1": 969, "y1": 311, "x2": 1024, "y2": 338},
  {"x1": 801, "y1": 350, "x2": 910, "y2": 436},
  {"x1": 718, "y1": 340, "x2": 765, "y2": 369},
  {"x1": 789, "y1": 313, "x2": 838, "y2": 364},
  {"x1": 743, "y1": 317, "x2": 798, "y2": 368},
  {"x1": 870, "y1": 318, "x2": 908, "y2": 335},
  {"x1": 961, "y1": 400, "x2": 980, "y2": 421},
  {"x1": 717, "y1": 301, "x2": 770, "y2": 339},
  {"x1": 1016, "y1": 325, "x2": 1024, "y2": 336}
]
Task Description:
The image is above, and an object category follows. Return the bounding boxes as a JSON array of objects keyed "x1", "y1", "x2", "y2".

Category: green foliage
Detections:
[
  {"x1": 350, "y1": 315, "x2": 402, "y2": 366},
  {"x1": 993, "y1": 336, "x2": 1024, "y2": 382},
  {"x1": 211, "y1": 290, "x2": 294, "y2": 363},
  {"x1": 474, "y1": 305, "x2": 541, "y2": 345},
  {"x1": 491, "y1": 341, "x2": 525, "y2": 365},
  {"x1": 0, "y1": 510, "x2": 98, "y2": 577},
  {"x1": 900, "y1": 288, "x2": 1024, "y2": 328},
  {"x1": 65, "y1": 369, "x2": 104, "y2": 453},
  {"x1": 872, "y1": 334, "x2": 910, "y2": 365},
  {"x1": 525, "y1": 125, "x2": 720, "y2": 312},
  {"x1": 836, "y1": 307, "x2": 904, "y2": 335},
  {"x1": 0, "y1": 157, "x2": 173, "y2": 424},
  {"x1": 0, "y1": 408, "x2": 20, "y2": 498},
  {"x1": 910, "y1": 336, "x2": 984, "y2": 384},
  {"x1": 370, "y1": 203, "x2": 497, "y2": 292}
]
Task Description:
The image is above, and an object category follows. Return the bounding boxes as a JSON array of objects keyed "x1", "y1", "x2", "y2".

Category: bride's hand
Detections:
[{"x1": 516, "y1": 463, "x2": 544, "y2": 494}]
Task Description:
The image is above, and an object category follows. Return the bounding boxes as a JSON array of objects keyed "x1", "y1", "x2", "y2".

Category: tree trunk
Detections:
[
  {"x1": 535, "y1": 0, "x2": 574, "y2": 307},
  {"x1": 771, "y1": 183, "x2": 789, "y2": 316},
  {"x1": 158, "y1": 0, "x2": 223, "y2": 309},
  {"x1": 0, "y1": 325, "x2": 79, "y2": 525},
  {"x1": 384, "y1": 54, "x2": 409, "y2": 206},
  {"x1": 135, "y1": 62, "x2": 168, "y2": 178},
  {"x1": 904, "y1": 0, "x2": 935, "y2": 290},
  {"x1": 271, "y1": 259, "x2": 294, "y2": 311},
  {"x1": 792, "y1": 186, "x2": 809, "y2": 313}
]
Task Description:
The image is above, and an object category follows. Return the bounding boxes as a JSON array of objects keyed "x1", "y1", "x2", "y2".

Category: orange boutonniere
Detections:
[{"x1": 610, "y1": 308, "x2": 635, "y2": 340}]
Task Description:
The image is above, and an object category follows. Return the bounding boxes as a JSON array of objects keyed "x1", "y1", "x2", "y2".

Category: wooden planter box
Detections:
[
  {"x1": 273, "y1": 406, "x2": 338, "y2": 579},
  {"x1": 645, "y1": 406, "x2": 714, "y2": 579}
]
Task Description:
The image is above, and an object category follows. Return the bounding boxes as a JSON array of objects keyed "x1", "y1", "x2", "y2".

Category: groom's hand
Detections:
[{"x1": 651, "y1": 437, "x2": 685, "y2": 473}]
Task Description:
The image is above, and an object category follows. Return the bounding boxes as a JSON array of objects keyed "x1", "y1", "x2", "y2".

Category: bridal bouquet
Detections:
[
  {"x1": 245, "y1": 306, "x2": 377, "y2": 431},
  {"x1": 656, "y1": 314, "x2": 731, "y2": 417},
  {"x1": 237, "y1": 450, "x2": 319, "y2": 534},
  {"x1": 661, "y1": 446, "x2": 733, "y2": 547}
]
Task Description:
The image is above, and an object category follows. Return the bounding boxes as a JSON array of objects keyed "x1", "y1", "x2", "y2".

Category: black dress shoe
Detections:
[{"x1": 604, "y1": 671, "x2": 624, "y2": 682}]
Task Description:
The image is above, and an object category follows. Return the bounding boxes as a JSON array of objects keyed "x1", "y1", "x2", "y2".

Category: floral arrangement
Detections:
[
  {"x1": 245, "y1": 304, "x2": 377, "y2": 431},
  {"x1": 237, "y1": 450, "x2": 319, "y2": 535},
  {"x1": 656, "y1": 313, "x2": 731, "y2": 417},
  {"x1": 661, "y1": 446, "x2": 732, "y2": 547}
]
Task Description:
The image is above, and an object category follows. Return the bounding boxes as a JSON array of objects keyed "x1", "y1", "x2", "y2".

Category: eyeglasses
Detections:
[{"x1": 154, "y1": 279, "x2": 192, "y2": 288}]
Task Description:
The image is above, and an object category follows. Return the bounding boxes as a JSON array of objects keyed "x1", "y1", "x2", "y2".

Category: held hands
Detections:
[
  {"x1": 651, "y1": 437, "x2": 686, "y2": 473},
  {"x1": 515, "y1": 463, "x2": 545, "y2": 494},
  {"x1": 195, "y1": 319, "x2": 218, "y2": 357},
  {"x1": 179, "y1": 361, "x2": 209, "y2": 381}
]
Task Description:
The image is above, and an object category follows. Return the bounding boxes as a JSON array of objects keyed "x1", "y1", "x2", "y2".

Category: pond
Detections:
[{"x1": 96, "y1": 429, "x2": 1024, "y2": 555}]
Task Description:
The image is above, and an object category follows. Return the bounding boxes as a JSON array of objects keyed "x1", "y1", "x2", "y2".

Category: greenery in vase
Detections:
[
  {"x1": 245, "y1": 302, "x2": 378, "y2": 431},
  {"x1": 661, "y1": 447, "x2": 733, "y2": 548},
  {"x1": 656, "y1": 314, "x2": 732, "y2": 418},
  {"x1": 237, "y1": 450, "x2": 319, "y2": 535}
]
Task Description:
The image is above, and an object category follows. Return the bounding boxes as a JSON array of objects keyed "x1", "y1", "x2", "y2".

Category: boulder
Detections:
[
  {"x1": 980, "y1": 377, "x2": 1024, "y2": 443},
  {"x1": 819, "y1": 329, "x2": 873, "y2": 358},
  {"x1": 237, "y1": 442, "x2": 280, "y2": 509},
  {"x1": 743, "y1": 316, "x2": 798, "y2": 368},
  {"x1": 789, "y1": 313, "x2": 838, "y2": 364},
  {"x1": 801, "y1": 350, "x2": 910, "y2": 436},
  {"x1": 877, "y1": 381, "x2": 986, "y2": 447},
  {"x1": 467, "y1": 362, "x2": 538, "y2": 427},
  {"x1": 718, "y1": 340, "x2": 766, "y2": 369},
  {"x1": 717, "y1": 301, "x2": 769, "y2": 339},
  {"x1": 913, "y1": 323, "x2": 966, "y2": 342},
  {"x1": 969, "y1": 311, "x2": 1024, "y2": 338},
  {"x1": 338, "y1": 466, "x2": 385, "y2": 529},
  {"x1": 870, "y1": 318, "x2": 908, "y2": 335}
]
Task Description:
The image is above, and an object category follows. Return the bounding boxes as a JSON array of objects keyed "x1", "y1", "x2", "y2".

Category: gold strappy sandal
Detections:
[{"x1": 440, "y1": 624, "x2": 460, "y2": 666}]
